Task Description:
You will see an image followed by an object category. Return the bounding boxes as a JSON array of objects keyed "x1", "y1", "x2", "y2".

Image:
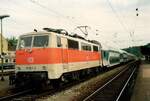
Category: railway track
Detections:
[
  {"x1": 4, "y1": 72, "x2": 101, "y2": 101},
  {"x1": 83, "y1": 61, "x2": 139, "y2": 101},
  {"x1": 0, "y1": 61, "x2": 138, "y2": 101},
  {"x1": 0, "y1": 89, "x2": 32, "y2": 101},
  {"x1": 0, "y1": 78, "x2": 89, "y2": 101},
  {"x1": 0, "y1": 71, "x2": 97, "y2": 101}
]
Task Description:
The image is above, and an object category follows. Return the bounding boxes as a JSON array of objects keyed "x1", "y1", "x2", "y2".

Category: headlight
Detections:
[{"x1": 42, "y1": 66, "x2": 46, "y2": 70}]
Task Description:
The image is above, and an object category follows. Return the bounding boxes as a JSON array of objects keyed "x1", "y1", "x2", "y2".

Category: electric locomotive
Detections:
[
  {"x1": 14, "y1": 28, "x2": 136, "y2": 87},
  {"x1": 15, "y1": 28, "x2": 103, "y2": 86}
]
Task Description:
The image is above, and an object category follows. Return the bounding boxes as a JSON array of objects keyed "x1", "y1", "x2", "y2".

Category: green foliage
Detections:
[
  {"x1": 123, "y1": 46, "x2": 142, "y2": 58},
  {"x1": 141, "y1": 43, "x2": 150, "y2": 56},
  {"x1": 145, "y1": 43, "x2": 150, "y2": 48},
  {"x1": 7, "y1": 36, "x2": 18, "y2": 51}
]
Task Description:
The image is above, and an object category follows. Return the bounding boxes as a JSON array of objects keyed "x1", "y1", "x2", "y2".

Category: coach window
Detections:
[
  {"x1": 93, "y1": 45, "x2": 99, "y2": 52},
  {"x1": 68, "y1": 39, "x2": 79, "y2": 49},
  {"x1": 33, "y1": 35, "x2": 49, "y2": 47},
  {"x1": 57, "y1": 36, "x2": 61, "y2": 47}
]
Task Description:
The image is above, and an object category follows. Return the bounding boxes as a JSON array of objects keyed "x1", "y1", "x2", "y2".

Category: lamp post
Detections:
[{"x1": 0, "y1": 15, "x2": 10, "y2": 81}]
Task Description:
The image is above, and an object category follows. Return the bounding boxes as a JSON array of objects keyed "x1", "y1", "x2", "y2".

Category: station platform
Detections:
[{"x1": 131, "y1": 62, "x2": 150, "y2": 101}]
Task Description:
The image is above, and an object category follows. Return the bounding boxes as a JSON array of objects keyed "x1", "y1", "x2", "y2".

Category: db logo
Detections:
[{"x1": 27, "y1": 57, "x2": 34, "y2": 63}]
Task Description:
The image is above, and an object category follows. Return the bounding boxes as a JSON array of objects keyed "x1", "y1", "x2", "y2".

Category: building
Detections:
[
  {"x1": 0, "y1": 34, "x2": 8, "y2": 63},
  {"x1": 0, "y1": 34, "x2": 16, "y2": 66},
  {"x1": 5, "y1": 51, "x2": 15, "y2": 64},
  {"x1": 0, "y1": 34, "x2": 8, "y2": 54}
]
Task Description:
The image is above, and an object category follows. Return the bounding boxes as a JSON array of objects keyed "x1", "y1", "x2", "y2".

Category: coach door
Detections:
[{"x1": 60, "y1": 37, "x2": 68, "y2": 72}]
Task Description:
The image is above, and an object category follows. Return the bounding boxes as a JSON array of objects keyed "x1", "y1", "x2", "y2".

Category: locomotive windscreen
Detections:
[
  {"x1": 33, "y1": 35, "x2": 49, "y2": 47},
  {"x1": 18, "y1": 35, "x2": 49, "y2": 49},
  {"x1": 19, "y1": 36, "x2": 32, "y2": 48}
]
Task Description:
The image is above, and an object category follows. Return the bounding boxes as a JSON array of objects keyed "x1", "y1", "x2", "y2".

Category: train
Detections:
[{"x1": 14, "y1": 28, "x2": 136, "y2": 87}]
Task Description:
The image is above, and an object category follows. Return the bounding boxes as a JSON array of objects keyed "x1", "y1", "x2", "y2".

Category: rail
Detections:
[
  {"x1": 83, "y1": 65, "x2": 130, "y2": 101},
  {"x1": 115, "y1": 67, "x2": 136, "y2": 101},
  {"x1": 0, "y1": 89, "x2": 32, "y2": 101},
  {"x1": 83, "y1": 61, "x2": 138, "y2": 101}
]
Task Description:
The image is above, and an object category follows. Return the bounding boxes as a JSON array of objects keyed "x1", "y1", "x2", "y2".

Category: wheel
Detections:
[{"x1": 51, "y1": 79, "x2": 61, "y2": 89}]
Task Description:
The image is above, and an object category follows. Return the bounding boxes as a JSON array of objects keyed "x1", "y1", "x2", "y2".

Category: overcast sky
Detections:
[{"x1": 0, "y1": 0, "x2": 150, "y2": 48}]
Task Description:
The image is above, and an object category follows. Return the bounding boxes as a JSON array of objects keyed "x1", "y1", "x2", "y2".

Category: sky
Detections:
[{"x1": 0, "y1": 0, "x2": 150, "y2": 48}]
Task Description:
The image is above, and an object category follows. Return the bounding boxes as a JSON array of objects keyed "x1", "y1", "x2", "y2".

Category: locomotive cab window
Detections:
[
  {"x1": 93, "y1": 45, "x2": 99, "y2": 52},
  {"x1": 68, "y1": 39, "x2": 79, "y2": 49},
  {"x1": 33, "y1": 35, "x2": 49, "y2": 47},
  {"x1": 18, "y1": 36, "x2": 32, "y2": 49}
]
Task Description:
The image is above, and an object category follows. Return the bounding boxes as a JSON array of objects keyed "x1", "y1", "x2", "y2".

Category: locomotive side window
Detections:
[
  {"x1": 33, "y1": 35, "x2": 49, "y2": 47},
  {"x1": 81, "y1": 43, "x2": 86, "y2": 50},
  {"x1": 93, "y1": 45, "x2": 99, "y2": 52},
  {"x1": 57, "y1": 36, "x2": 61, "y2": 47},
  {"x1": 68, "y1": 39, "x2": 79, "y2": 49},
  {"x1": 19, "y1": 36, "x2": 32, "y2": 48},
  {"x1": 88, "y1": 45, "x2": 91, "y2": 51},
  {"x1": 81, "y1": 43, "x2": 91, "y2": 51}
]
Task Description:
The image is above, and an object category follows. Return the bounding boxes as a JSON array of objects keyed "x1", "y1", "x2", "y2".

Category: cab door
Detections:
[{"x1": 58, "y1": 37, "x2": 68, "y2": 72}]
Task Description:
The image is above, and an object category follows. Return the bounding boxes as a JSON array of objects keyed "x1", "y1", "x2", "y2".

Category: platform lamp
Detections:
[{"x1": 0, "y1": 15, "x2": 10, "y2": 81}]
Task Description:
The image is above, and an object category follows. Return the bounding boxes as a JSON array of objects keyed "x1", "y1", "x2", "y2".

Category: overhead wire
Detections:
[
  {"x1": 106, "y1": 0, "x2": 130, "y2": 34},
  {"x1": 30, "y1": 0, "x2": 64, "y2": 18},
  {"x1": 105, "y1": 0, "x2": 143, "y2": 48},
  {"x1": 29, "y1": 0, "x2": 80, "y2": 27},
  {"x1": 132, "y1": 0, "x2": 141, "y2": 35},
  {"x1": 131, "y1": 0, "x2": 141, "y2": 46},
  {"x1": 110, "y1": 0, "x2": 141, "y2": 47},
  {"x1": 106, "y1": 0, "x2": 123, "y2": 47},
  {"x1": 4, "y1": 0, "x2": 81, "y2": 33}
]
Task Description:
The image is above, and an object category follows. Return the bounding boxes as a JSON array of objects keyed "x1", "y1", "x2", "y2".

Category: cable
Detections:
[
  {"x1": 30, "y1": 0, "x2": 64, "y2": 18},
  {"x1": 29, "y1": 0, "x2": 79, "y2": 26},
  {"x1": 130, "y1": 0, "x2": 141, "y2": 46},
  {"x1": 106, "y1": 0, "x2": 143, "y2": 47},
  {"x1": 132, "y1": 0, "x2": 141, "y2": 34},
  {"x1": 106, "y1": 0, "x2": 130, "y2": 33}
]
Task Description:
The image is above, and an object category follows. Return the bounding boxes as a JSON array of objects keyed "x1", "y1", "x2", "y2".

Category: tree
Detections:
[{"x1": 7, "y1": 37, "x2": 18, "y2": 51}]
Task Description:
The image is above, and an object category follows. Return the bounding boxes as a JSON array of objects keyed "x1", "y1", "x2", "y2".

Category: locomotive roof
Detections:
[
  {"x1": 20, "y1": 31, "x2": 51, "y2": 36},
  {"x1": 20, "y1": 31, "x2": 101, "y2": 46}
]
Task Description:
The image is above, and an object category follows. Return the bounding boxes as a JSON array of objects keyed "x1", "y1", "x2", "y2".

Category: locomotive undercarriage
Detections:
[
  {"x1": 15, "y1": 71, "x2": 48, "y2": 88},
  {"x1": 50, "y1": 66, "x2": 102, "y2": 88},
  {"x1": 14, "y1": 66, "x2": 103, "y2": 88}
]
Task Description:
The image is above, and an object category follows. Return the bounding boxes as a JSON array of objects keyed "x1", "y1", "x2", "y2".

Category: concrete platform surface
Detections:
[{"x1": 131, "y1": 63, "x2": 150, "y2": 101}]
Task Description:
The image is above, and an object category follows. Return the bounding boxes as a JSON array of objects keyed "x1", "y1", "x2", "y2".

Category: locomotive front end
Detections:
[{"x1": 15, "y1": 32, "x2": 50, "y2": 85}]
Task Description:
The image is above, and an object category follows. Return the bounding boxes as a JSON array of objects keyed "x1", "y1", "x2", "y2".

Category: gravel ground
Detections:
[
  {"x1": 131, "y1": 63, "x2": 150, "y2": 101},
  {"x1": 0, "y1": 76, "x2": 12, "y2": 97},
  {"x1": 37, "y1": 65, "x2": 126, "y2": 101}
]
